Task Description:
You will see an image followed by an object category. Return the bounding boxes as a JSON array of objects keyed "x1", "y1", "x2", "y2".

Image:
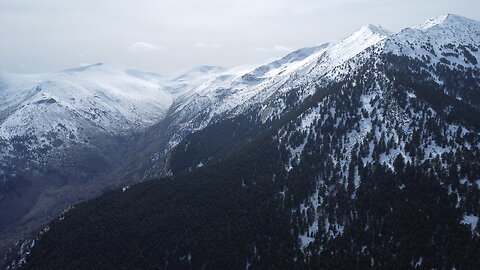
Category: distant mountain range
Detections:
[{"x1": 1, "y1": 14, "x2": 480, "y2": 269}]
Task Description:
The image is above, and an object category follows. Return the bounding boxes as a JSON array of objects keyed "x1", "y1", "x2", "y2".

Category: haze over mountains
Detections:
[{"x1": 1, "y1": 14, "x2": 480, "y2": 269}]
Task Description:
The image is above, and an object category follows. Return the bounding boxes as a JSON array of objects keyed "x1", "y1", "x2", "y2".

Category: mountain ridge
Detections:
[{"x1": 1, "y1": 14, "x2": 480, "y2": 269}]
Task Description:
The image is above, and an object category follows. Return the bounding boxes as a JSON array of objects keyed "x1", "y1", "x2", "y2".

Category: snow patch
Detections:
[{"x1": 461, "y1": 214, "x2": 479, "y2": 232}]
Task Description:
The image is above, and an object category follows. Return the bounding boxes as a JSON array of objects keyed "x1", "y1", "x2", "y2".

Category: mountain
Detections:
[
  {"x1": 0, "y1": 63, "x2": 228, "y2": 253},
  {"x1": 3, "y1": 14, "x2": 480, "y2": 269},
  {"x1": 0, "y1": 63, "x2": 172, "y2": 168},
  {"x1": 0, "y1": 55, "x2": 243, "y2": 256},
  {"x1": 102, "y1": 27, "x2": 394, "y2": 184},
  {"x1": 141, "y1": 24, "x2": 393, "y2": 172}
]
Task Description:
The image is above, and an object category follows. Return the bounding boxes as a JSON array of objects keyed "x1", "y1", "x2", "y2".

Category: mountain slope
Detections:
[
  {"x1": 121, "y1": 24, "x2": 394, "y2": 181},
  {"x1": 0, "y1": 63, "x2": 173, "y2": 137},
  {"x1": 0, "y1": 63, "x2": 174, "y2": 179},
  {"x1": 0, "y1": 64, "x2": 229, "y2": 254},
  {"x1": 7, "y1": 14, "x2": 480, "y2": 270},
  {"x1": 0, "y1": 63, "x2": 173, "y2": 254}
]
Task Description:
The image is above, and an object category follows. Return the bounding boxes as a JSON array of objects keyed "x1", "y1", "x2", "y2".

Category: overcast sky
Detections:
[{"x1": 1, "y1": 0, "x2": 479, "y2": 74}]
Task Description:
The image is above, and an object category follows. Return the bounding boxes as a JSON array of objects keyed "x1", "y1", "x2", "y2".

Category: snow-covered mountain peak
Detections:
[
  {"x1": 306, "y1": 24, "x2": 391, "y2": 78},
  {"x1": 408, "y1": 14, "x2": 480, "y2": 46},
  {"x1": 414, "y1": 14, "x2": 451, "y2": 30},
  {"x1": 382, "y1": 14, "x2": 480, "y2": 69},
  {"x1": 414, "y1": 14, "x2": 480, "y2": 31},
  {"x1": 356, "y1": 24, "x2": 393, "y2": 37},
  {"x1": 167, "y1": 22, "x2": 396, "y2": 128},
  {"x1": 347, "y1": 24, "x2": 393, "y2": 42},
  {"x1": 331, "y1": 24, "x2": 392, "y2": 57}
]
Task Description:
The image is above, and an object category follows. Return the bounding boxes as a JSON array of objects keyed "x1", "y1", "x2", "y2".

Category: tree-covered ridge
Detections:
[{"x1": 280, "y1": 54, "x2": 480, "y2": 269}]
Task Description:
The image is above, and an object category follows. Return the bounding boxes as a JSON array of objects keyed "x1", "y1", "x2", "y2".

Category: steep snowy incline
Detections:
[
  {"x1": 384, "y1": 14, "x2": 480, "y2": 68},
  {"x1": 157, "y1": 14, "x2": 480, "y2": 178},
  {"x1": 174, "y1": 14, "x2": 479, "y2": 133},
  {"x1": 164, "y1": 24, "x2": 393, "y2": 148},
  {"x1": 414, "y1": 14, "x2": 480, "y2": 42},
  {"x1": 221, "y1": 24, "x2": 393, "y2": 114}
]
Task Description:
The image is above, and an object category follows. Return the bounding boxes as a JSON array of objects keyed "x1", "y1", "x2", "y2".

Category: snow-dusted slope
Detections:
[
  {"x1": 2, "y1": 14, "x2": 478, "y2": 174},
  {"x1": 150, "y1": 14, "x2": 479, "y2": 180},
  {"x1": 170, "y1": 14, "x2": 479, "y2": 135},
  {"x1": 220, "y1": 24, "x2": 392, "y2": 112},
  {"x1": 163, "y1": 23, "x2": 393, "y2": 149},
  {"x1": 159, "y1": 14, "x2": 480, "y2": 267},
  {"x1": 164, "y1": 65, "x2": 229, "y2": 96},
  {"x1": 0, "y1": 63, "x2": 180, "y2": 172},
  {"x1": 0, "y1": 64, "x2": 173, "y2": 138},
  {"x1": 384, "y1": 14, "x2": 480, "y2": 69},
  {"x1": 3, "y1": 14, "x2": 478, "y2": 159}
]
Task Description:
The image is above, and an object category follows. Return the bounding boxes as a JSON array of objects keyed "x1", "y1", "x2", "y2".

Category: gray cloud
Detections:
[
  {"x1": 0, "y1": 0, "x2": 479, "y2": 73},
  {"x1": 129, "y1": 42, "x2": 164, "y2": 52}
]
